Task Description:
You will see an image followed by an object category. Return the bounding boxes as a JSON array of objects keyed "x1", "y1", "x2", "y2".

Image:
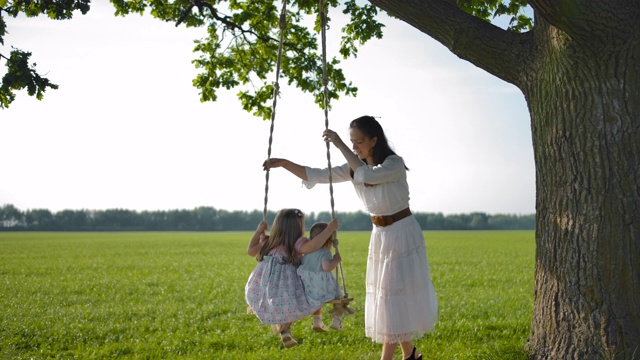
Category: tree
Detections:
[
  {"x1": 54, "y1": 209, "x2": 88, "y2": 230},
  {"x1": 2, "y1": 0, "x2": 638, "y2": 358},
  {"x1": 367, "y1": 1, "x2": 638, "y2": 359},
  {"x1": 25, "y1": 208, "x2": 54, "y2": 230},
  {"x1": 0, "y1": 203, "x2": 22, "y2": 227}
]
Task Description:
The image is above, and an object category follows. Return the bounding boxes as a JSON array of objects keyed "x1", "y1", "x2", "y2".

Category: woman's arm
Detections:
[
  {"x1": 247, "y1": 220, "x2": 268, "y2": 257},
  {"x1": 323, "y1": 129, "x2": 364, "y2": 172},
  {"x1": 298, "y1": 218, "x2": 339, "y2": 255},
  {"x1": 263, "y1": 158, "x2": 308, "y2": 181}
]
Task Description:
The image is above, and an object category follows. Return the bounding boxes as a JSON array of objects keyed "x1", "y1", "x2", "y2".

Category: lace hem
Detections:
[{"x1": 364, "y1": 328, "x2": 427, "y2": 344}]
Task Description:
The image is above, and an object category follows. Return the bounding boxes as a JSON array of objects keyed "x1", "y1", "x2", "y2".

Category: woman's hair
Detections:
[
  {"x1": 257, "y1": 208, "x2": 305, "y2": 265},
  {"x1": 310, "y1": 222, "x2": 335, "y2": 249},
  {"x1": 350, "y1": 115, "x2": 408, "y2": 170}
]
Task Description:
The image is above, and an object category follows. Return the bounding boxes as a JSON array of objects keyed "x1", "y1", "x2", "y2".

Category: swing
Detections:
[{"x1": 262, "y1": 0, "x2": 354, "y2": 317}]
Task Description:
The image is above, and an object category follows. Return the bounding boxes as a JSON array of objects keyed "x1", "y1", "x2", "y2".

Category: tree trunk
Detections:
[
  {"x1": 522, "y1": 16, "x2": 640, "y2": 360},
  {"x1": 369, "y1": 1, "x2": 640, "y2": 358}
]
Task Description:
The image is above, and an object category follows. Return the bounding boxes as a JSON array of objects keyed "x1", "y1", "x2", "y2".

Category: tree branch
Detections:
[
  {"x1": 528, "y1": 0, "x2": 640, "y2": 45},
  {"x1": 176, "y1": 0, "x2": 307, "y2": 57},
  {"x1": 177, "y1": 0, "x2": 277, "y2": 45},
  {"x1": 527, "y1": 0, "x2": 581, "y2": 36},
  {"x1": 369, "y1": 0, "x2": 533, "y2": 88}
]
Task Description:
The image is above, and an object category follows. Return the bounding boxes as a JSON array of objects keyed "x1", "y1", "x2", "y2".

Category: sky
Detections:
[{"x1": 0, "y1": 3, "x2": 535, "y2": 216}]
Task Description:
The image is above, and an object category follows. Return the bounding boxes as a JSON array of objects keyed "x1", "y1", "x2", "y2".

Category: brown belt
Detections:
[{"x1": 371, "y1": 208, "x2": 412, "y2": 227}]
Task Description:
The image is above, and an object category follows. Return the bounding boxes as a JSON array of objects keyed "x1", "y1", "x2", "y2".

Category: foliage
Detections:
[
  {"x1": 0, "y1": 0, "x2": 91, "y2": 108},
  {"x1": 0, "y1": 48, "x2": 58, "y2": 108},
  {"x1": 456, "y1": 0, "x2": 532, "y2": 32},
  {"x1": 0, "y1": 231, "x2": 534, "y2": 359},
  {"x1": 0, "y1": 0, "x2": 532, "y2": 112},
  {"x1": 0, "y1": 204, "x2": 535, "y2": 231}
]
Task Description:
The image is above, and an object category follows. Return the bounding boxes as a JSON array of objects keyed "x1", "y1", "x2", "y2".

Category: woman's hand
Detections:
[
  {"x1": 261, "y1": 158, "x2": 309, "y2": 181},
  {"x1": 323, "y1": 129, "x2": 345, "y2": 148},
  {"x1": 324, "y1": 128, "x2": 365, "y2": 171},
  {"x1": 263, "y1": 158, "x2": 287, "y2": 171}
]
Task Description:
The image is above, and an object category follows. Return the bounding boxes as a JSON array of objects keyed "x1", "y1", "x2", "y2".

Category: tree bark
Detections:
[
  {"x1": 369, "y1": 0, "x2": 640, "y2": 358},
  {"x1": 523, "y1": 8, "x2": 640, "y2": 360}
]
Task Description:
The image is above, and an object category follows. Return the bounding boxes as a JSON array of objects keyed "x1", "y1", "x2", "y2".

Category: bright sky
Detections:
[{"x1": 1, "y1": 3, "x2": 535, "y2": 215}]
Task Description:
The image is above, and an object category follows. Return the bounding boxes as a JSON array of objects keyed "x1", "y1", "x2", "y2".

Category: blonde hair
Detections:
[
  {"x1": 309, "y1": 222, "x2": 335, "y2": 249},
  {"x1": 257, "y1": 209, "x2": 305, "y2": 265}
]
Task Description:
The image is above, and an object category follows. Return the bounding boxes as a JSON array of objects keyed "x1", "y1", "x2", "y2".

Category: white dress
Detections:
[{"x1": 304, "y1": 155, "x2": 438, "y2": 344}]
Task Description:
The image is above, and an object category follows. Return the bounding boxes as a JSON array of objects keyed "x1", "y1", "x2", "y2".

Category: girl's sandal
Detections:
[
  {"x1": 281, "y1": 332, "x2": 298, "y2": 348},
  {"x1": 312, "y1": 323, "x2": 329, "y2": 332}
]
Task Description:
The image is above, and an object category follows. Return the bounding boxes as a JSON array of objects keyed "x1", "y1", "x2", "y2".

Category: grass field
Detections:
[{"x1": 0, "y1": 231, "x2": 535, "y2": 359}]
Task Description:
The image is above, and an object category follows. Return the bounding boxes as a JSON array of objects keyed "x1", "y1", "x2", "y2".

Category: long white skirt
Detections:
[{"x1": 365, "y1": 216, "x2": 438, "y2": 344}]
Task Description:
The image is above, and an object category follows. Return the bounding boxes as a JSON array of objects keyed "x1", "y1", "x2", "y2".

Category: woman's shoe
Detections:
[{"x1": 405, "y1": 346, "x2": 423, "y2": 360}]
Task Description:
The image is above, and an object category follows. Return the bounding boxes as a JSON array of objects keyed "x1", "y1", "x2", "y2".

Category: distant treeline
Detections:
[{"x1": 0, "y1": 204, "x2": 535, "y2": 231}]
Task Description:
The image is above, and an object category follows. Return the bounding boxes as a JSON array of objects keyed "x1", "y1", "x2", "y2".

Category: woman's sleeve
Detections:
[
  {"x1": 353, "y1": 155, "x2": 404, "y2": 186},
  {"x1": 302, "y1": 163, "x2": 352, "y2": 189}
]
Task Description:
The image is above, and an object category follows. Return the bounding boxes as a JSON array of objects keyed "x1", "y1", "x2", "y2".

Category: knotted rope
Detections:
[
  {"x1": 319, "y1": 0, "x2": 354, "y2": 316},
  {"x1": 263, "y1": 0, "x2": 288, "y2": 222}
]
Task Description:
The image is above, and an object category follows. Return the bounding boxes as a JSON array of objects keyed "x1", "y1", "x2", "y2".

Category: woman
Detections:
[{"x1": 264, "y1": 115, "x2": 437, "y2": 360}]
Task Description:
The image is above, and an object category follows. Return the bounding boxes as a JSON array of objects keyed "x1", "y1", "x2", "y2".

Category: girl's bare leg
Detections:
[{"x1": 312, "y1": 307, "x2": 329, "y2": 332}]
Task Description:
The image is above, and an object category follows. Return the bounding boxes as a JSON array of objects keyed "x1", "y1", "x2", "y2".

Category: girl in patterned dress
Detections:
[
  {"x1": 245, "y1": 208, "x2": 339, "y2": 347},
  {"x1": 297, "y1": 222, "x2": 344, "y2": 332}
]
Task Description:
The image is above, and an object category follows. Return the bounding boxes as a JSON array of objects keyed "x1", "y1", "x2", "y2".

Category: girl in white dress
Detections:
[
  {"x1": 263, "y1": 116, "x2": 437, "y2": 360},
  {"x1": 297, "y1": 222, "x2": 344, "y2": 332}
]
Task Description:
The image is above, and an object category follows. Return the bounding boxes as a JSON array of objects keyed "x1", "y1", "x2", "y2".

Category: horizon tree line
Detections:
[{"x1": 0, "y1": 204, "x2": 534, "y2": 232}]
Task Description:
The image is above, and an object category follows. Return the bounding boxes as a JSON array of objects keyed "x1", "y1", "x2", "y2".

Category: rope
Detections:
[
  {"x1": 261, "y1": 0, "x2": 351, "y2": 303},
  {"x1": 319, "y1": 0, "x2": 334, "y2": 221},
  {"x1": 319, "y1": 0, "x2": 348, "y2": 299},
  {"x1": 263, "y1": 0, "x2": 288, "y2": 222}
]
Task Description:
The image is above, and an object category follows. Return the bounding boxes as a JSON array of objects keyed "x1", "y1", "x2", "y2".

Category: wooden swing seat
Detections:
[{"x1": 328, "y1": 297, "x2": 354, "y2": 305}]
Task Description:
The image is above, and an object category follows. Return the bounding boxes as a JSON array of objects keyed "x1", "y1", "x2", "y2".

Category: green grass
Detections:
[{"x1": 0, "y1": 231, "x2": 535, "y2": 359}]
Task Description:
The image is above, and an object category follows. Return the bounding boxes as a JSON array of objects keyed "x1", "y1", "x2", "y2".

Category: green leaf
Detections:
[
  {"x1": 1, "y1": 49, "x2": 58, "y2": 109},
  {"x1": 457, "y1": 0, "x2": 532, "y2": 32}
]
